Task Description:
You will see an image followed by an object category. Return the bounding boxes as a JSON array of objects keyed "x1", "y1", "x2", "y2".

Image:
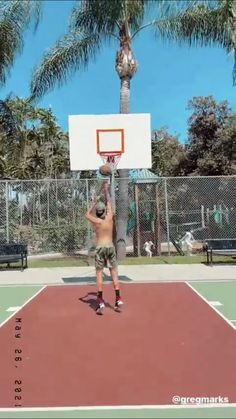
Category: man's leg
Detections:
[
  {"x1": 96, "y1": 268, "x2": 103, "y2": 293},
  {"x1": 109, "y1": 267, "x2": 119, "y2": 289},
  {"x1": 109, "y1": 267, "x2": 123, "y2": 310},
  {"x1": 95, "y1": 247, "x2": 105, "y2": 314},
  {"x1": 95, "y1": 268, "x2": 105, "y2": 313}
]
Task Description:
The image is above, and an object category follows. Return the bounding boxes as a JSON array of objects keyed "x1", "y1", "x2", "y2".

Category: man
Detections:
[{"x1": 85, "y1": 181, "x2": 123, "y2": 314}]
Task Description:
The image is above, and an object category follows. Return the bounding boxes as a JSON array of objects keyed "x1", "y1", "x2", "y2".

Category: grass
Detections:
[
  {"x1": 28, "y1": 257, "x2": 88, "y2": 268},
  {"x1": 2, "y1": 254, "x2": 234, "y2": 269},
  {"x1": 23, "y1": 254, "x2": 236, "y2": 268},
  {"x1": 121, "y1": 255, "x2": 235, "y2": 265}
]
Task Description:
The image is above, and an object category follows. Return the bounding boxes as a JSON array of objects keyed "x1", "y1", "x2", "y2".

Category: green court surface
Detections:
[
  {"x1": 190, "y1": 281, "x2": 236, "y2": 325},
  {"x1": 0, "y1": 406, "x2": 236, "y2": 419},
  {"x1": 0, "y1": 280, "x2": 236, "y2": 419},
  {"x1": 0, "y1": 286, "x2": 43, "y2": 325}
]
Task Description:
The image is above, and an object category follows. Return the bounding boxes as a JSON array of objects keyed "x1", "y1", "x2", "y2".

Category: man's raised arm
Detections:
[
  {"x1": 85, "y1": 197, "x2": 102, "y2": 224},
  {"x1": 103, "y1": 181, "x2": 113, "y2": 218}
]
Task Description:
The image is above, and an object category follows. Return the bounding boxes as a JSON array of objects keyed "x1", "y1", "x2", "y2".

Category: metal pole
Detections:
[
  {"x1": 219, "y1": 204, "x2": 222, "y2": 226},
  {"x1": 47, "y1": 181, "x2": 50, "y2": 225},
  {"x1": 155, "y1": 183, "x2": 161, "y2": 255},
  {"x1": 20, "y1": 181, "x2": 23, "y2": 227},
  {"x1": 5, "y1": 181, "x2": 9, "y2": 243},
  {"x1": 201, "y1": 205, "x2": 205, "y2": 228},
  {"x1": 110, "y1": 171, "x2": 116, "y2": 213},
  {"x1": 85, "y1": 179, "x2": 91, "y2": 248},
  {"x1": 134, "y1": 184, "x2": 141, "y2": 256},
  {"x1": 164, "y1": 178, "x2": 170, "y2": 256}
]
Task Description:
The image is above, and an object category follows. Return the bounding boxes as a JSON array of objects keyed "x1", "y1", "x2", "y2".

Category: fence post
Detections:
[
  {"x1": 201, "y1": 205, "x2": 205, "y2": 228},
  {"x1": 47, "y1": 180, "x2": 50, "y2": 225},
  {"x1": 5, "y1": 181, "x2": 9, "y2": 243},
  {"x1": 20, "y1": 181, "x2": 23, "y2": 227},
  {"x1": 155, "y1": 183, "x2": 161, "y2": 255},
  {"x1": 134, "y1": 184, "x2": 141, "y2": 256},
  {"x1": 164, "y1": 178, "x2": 170, "y2": 256}
]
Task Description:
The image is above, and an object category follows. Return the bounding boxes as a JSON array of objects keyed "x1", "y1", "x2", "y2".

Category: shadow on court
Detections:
[
  {"x1": 62, "y1": 274, "x2": 132, "y2": 283},
  {"x1": 79, "y1": 291, "x2": 114, "y2": 313}
]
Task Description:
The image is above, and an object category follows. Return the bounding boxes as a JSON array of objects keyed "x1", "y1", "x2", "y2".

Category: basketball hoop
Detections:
[{"x1": 99, "y1": 152, "x2": 122, "y2": 172}]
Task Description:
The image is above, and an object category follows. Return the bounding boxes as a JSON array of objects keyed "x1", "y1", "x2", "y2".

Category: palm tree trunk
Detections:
[
  {"x1": 115, "y1": 29, "x2": 137, "y2": 260},
  {"x1": 116, "y1": 76, "x2": 130, "y2": 260}
]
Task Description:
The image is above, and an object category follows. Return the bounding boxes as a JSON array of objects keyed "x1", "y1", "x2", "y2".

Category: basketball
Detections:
[{"x1": 99, "y1": 164, "x2": 112, "y2": 176}]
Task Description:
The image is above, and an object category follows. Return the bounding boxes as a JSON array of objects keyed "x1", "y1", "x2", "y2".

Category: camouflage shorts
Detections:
[{"x1": 95, "y1": 245, "x2": 117, "y2": 270}]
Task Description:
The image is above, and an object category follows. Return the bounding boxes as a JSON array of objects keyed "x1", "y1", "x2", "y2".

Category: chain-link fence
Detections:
[{"x1": 0, "y1": 176, "x2": 235, "y2": 257}]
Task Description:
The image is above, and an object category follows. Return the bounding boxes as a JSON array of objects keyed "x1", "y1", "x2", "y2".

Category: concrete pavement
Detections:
[{"x1": 0, "y1": 264, "x2": 235, "y2": 286}]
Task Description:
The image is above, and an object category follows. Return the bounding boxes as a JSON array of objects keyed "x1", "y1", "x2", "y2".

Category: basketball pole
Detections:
[{"x1": 110, "y1": 170, "x2": 116, "y2": 213}]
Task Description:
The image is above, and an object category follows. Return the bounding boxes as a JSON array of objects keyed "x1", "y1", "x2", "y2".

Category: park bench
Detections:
[
  {"x1": 203, "y1": 239, "x2": 236, "y2": 265},
  {"x1": 0, "y1": 243, "x2": 28, "y2": 270}
]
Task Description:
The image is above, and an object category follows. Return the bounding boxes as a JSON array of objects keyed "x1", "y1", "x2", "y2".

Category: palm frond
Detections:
[
  {"x1": 153, "y1": 1, "x2": 231, "y2": 49},
  {"x1": 0, "y1": 0, "x2": 42, "y2": 85},
  {"x1": 120, "y1": 0, "x2": 147, "y2": 31},
  {"x1": 70, "y1": 0, "x2": 122, "y2": 35},
  {"x1": 70, "y1": 0, "x2": 150, "y2": 37},
  {"x1": 233, "y1": 49, "x2": 236, "y2": 85},
  {"x1": 30, "y1": 31, "x2": 101, "y2": 101}
]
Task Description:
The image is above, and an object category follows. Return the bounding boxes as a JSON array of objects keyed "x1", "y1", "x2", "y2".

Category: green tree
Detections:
[
  {"x1": 185, "y1": 96, "x2": 235, "y2": 175},
  {"x1": 0, "y1": 0, "x2": 41, "y2": 86},
  {"x1": 0, "y1": 0, "x2": 42, "y2": 175},
  {"x1": 30, "y1": 0, "x2": 213, "y2": 259},
  {"x1": 0, "y1": 97, "x2": 70, "y2": 179},
  {"x1": 152, "y1": 128, "x2": 186, "y2": 176}
]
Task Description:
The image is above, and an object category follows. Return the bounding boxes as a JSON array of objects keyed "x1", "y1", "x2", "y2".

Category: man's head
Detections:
[{"x1": 95, "y1": 201, "x2": 106, "y2": 219}]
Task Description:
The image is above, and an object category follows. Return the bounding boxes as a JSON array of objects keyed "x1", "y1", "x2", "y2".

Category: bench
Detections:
[
  {"x1": 203, "y1": 239, "x2": 236, "y2": 264},
  {"x1": 0, "y1": 243, "x2": 28, "y2": 269}
]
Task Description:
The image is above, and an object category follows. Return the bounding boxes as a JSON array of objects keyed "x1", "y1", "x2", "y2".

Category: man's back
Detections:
[{"x1": 94, "y1": 215, "x2": 113, "y2": 246}]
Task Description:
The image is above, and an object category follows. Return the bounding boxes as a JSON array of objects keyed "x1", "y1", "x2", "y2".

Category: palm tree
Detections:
[
  {"x1": 0, "y1": 0, "x2": 42, "y2": 86},
  {"x1": 156, "y1": 0, "x2": 236, "y2": 84},
  {"x1": 30, "y1": 0, "x2": 214, "y2": 259},
  {"x1": 0, "y1": 0, "x2": 42, "y2": 177}
]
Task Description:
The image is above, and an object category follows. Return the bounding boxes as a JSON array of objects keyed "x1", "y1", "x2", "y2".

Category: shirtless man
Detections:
[{"x1": 85, "y1": 181, "x2": 123, "y2": 314}]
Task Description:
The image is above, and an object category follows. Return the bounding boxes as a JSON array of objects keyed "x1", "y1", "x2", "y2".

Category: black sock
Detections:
[
  {"x1": 97, "y1": 291, "x2": 103, "y2": 300},
  {"x1": 115, "y1": 289, "x2": 120, "y2": 299}
]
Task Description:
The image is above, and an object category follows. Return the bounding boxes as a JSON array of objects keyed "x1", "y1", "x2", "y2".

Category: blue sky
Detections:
[{"x1": 1, "y1": 0, "x2": 235, "y2": 143}]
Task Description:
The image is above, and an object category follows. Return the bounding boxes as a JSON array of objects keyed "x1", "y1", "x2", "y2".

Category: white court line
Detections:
[
  {"x1": 209, "y1": 301, "x2": 223, "y2": 307},
  {"x1": 0, "y1": 403, "x2": 236, "y2": 412},
  {"x1": 0, "y1": 278, "x2": 236, "y2": 288},
  {"x1": 0, "y1": 286, "x2": 46, "y2": 328},
  {"x1": 6, "y1": 306, "x2": 22, "y2": 312},
  {"x1": 186, "y1": 282, "x2": 236, "y2": 331}
]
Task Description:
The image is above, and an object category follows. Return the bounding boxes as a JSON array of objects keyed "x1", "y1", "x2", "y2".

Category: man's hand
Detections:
[{"x1": 93, "y1": 195, "x2": 101, "y2": 203}]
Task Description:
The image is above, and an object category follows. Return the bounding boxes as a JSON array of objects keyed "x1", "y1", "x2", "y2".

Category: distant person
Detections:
[
  {"x1": 179, "y1": 231, "x2": 194, "y2": 256},
  {"x1": 144, "y1": 240, "x2": 154, "y2": 257},
  {"x1": 85, "y1": 181, "x2": 123, "y2": 314}
]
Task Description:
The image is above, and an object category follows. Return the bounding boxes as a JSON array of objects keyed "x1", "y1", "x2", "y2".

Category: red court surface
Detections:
[{"x1": 0, "y1": 282, "x2": 236, "y2": 408}]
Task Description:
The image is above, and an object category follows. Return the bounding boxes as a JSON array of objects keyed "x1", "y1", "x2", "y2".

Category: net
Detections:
[{"x1": 100, "y1": 152, "x2": 122, "y2": 172}]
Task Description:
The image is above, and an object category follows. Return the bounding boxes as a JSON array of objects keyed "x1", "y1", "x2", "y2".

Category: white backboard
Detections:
[{"x1": 68, "y1": 113, "x2": 151, "y2": 170}]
